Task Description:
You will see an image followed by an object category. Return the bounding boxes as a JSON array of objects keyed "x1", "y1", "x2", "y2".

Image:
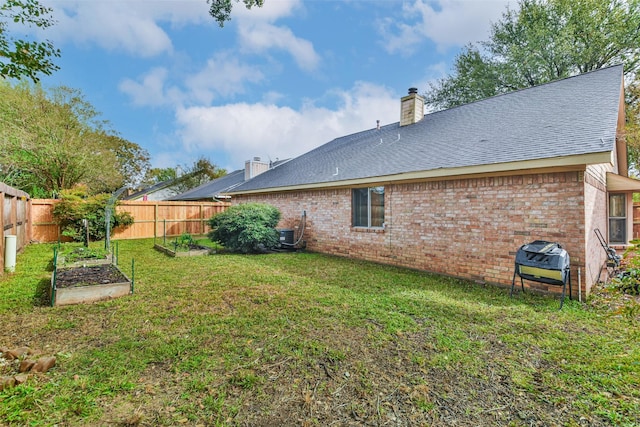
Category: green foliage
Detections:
[
  {"x1": 58, "y1": 245, "x2": 109, "y2": 264},
  {"x1": 172, "y1": 232, "x2": 195, "y2": 251},
  {"x1": 52, "y1": 187, "x2": 134, "y2": 243},
  {"x1": 426, "y1": 0, "x2": 640, "y2": 111},
  {"x1": 169, "y1": 157, "x2": 227, "y2": 195},
  {"x1": 208, "y1": 203, "x2": 280, "y2": 253},
  {"x1": 0, "y1": 82, "x2": 150, "y2": 195},
  {"x1": 0, "y1": 0, "x2": 60, "y2": 82},
  {"x1": 610, "y1": 269, "x2": 640, "y2": 295},
  {"x1": 142, "y1": 167, "x2": 177, "y2": 186},
  {"x1": 207, "y1": 0, "x2": 264, "y2": 27}
]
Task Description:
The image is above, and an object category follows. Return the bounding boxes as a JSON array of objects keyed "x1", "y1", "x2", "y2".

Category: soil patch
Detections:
[{"x1": 56, "y1": 264, "x2": 129, "y2": 288}]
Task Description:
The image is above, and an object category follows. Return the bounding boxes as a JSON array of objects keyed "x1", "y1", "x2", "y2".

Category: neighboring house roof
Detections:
[
  {"x1": 229, "y1": 65, "x2": 624, "y2": 194},
  {"x1": 168, "y1": 169, "x2": 245, "y2": 201},
  {"x1": 124, "y1": 179, "x2": 177, "y2": 200}
]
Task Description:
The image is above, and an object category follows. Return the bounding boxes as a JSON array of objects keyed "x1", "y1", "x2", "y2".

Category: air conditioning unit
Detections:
[{"x1": 278, "y1": 229, "x2": 295, "y2": 248}]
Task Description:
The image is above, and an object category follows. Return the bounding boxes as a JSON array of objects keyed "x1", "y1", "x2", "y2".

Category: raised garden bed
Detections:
[
  {"x1": 153, "y1": 243, "x2": 215, "y2": 257},
  {"x1": 57, "y1": 247, "x2": 114, "y2": 268},
  {"x1": 51, "y1": 245, "x2": 132, "y2": 307},
  {"x1": 51, "y1": 264, "x2": 132, "y2": 306}
]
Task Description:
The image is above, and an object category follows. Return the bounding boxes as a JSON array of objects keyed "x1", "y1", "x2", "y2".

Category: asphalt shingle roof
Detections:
[
  {"x1": 124, "y1": 179, "x2": 176, "y2": 200},
  {"x1": 168, "y1": 169, "x2": 245, "y2": 201},
  {"x1": 229, "y1": 65, "x2": 623, "y2": 194}
]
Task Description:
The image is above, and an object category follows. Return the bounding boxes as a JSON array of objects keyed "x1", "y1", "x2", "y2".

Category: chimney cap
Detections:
[{"x1": 408, "y1": 87, "x2": 418, "y2": 95}]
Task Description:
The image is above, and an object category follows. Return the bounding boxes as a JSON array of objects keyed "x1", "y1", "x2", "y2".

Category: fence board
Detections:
[
  {"x1": 1, "y1": 183, "x2": 31, "y2": 275},
  {"x1": 634, "y1": 202, "x2": 640, "y2": 240},
  {"x1": 30, "y1": 199, "x2": 230, "y2": 242}
]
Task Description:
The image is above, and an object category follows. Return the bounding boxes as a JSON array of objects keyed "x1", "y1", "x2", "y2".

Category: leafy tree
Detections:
[
  {"x1": 104, "y1": 134, "x2": 151, "y2": 189},
  {"x1": 426, "y1": 0, "x2": 640, "y2": 110},
  {"x1": 169, "y1": 157, "x2": 227, "y2": 195},
  {"x1": 627, "y1": 82, "x2": 640, "y2": 173},
  {"x1": 0, "y1": 82, "x2": 150, "y2": 196},
  {"x1": 208, "y1": 203, "x2": 281, "y2": 253},
  {"x1": 207, "y1": 0, "x2": 264, "y2": 27},
  {"x1": 142, "y1": 167, "x2": 177, "y2": 186},
  {"x1": 52, "y1": 186, "x2": 134, "y2": 244},
  {"x1": 0, "y1": 0, "x2": 60, "y2": 82}
]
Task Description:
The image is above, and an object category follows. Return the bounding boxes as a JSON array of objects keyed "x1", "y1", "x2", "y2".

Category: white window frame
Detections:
[
  {"x1": 352, "y1": 187, "x2": 384, "y2": 228},
  {"x1": 608, "y1": 193, "x2": 626, "y2": 244}
]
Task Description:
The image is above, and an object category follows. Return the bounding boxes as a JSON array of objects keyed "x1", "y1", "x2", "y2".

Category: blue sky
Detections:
[{"x1": 34, "y1": 0, "x2": 513, "y2": 173}]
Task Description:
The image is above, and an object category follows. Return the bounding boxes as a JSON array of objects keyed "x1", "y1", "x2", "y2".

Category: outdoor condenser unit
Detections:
[
  {"x1": 278, "y1": 229, "x2": 295, "y2": 248},
  {"x1": 511, "y1": 240, "x2": 572, "y2": 308}
]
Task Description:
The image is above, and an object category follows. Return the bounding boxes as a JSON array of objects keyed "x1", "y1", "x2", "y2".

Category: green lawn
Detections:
[{"x1": 1, "y1": 239, "x2": 638, "y2": 426}]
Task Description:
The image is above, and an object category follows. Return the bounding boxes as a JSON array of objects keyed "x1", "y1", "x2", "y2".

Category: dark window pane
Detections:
[
  {"x1": 609, "y1": 218, "x2": 626, "y2": 243},
  {"x1": 352, "y1": 188, "x2": 368, "y2": 227}
]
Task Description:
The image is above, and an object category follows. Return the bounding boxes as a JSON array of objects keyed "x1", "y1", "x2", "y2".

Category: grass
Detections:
[
  {"x1": 0, "y1": 238, "x2": 639, "y2": 426},
  {"x1": 154, "y1": 234, "x2": 224, "y2": 253}
]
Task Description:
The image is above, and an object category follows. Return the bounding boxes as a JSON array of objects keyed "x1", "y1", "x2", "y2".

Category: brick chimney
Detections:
[
  {"x1": 244, "y1": 157, "x2": 270, "y2": 180},
  {"x1": 400, "y1": 87, "x2": 424, "y2": 126}
]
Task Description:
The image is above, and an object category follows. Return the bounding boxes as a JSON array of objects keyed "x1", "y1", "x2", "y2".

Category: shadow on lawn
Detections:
[{"x1": 32, "y1": 278, "x2": 52, "y2": 307}]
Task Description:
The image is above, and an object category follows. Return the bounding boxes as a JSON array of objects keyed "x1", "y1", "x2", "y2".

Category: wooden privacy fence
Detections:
[
  {"x1": 1, "y1": 183, "x2": 31, "y2": 275},
  {"x1": 31, "y1": 200, "x2": 230, "y2": 243},
  {"x1": 634, "y1": 202, "x2": 640, "y2": 240}
]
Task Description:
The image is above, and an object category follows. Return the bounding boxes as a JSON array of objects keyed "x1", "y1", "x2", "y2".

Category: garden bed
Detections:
[
  {"x1": 51, "y1": 264, "x2": 132, "y2": 306},
  {"x1": 153, "y1": 243, "x2": 215, "y2": 257},
  {"x1": 56, "y1": 246, "x2": 113, "y2": 268}
]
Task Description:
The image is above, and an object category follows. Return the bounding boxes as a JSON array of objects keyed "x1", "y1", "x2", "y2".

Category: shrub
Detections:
[
  {"x1": 208, "y1": 203, "x2": 281, "y2": 253},
  {"x1": 52, "y1": 187, "x2": 134, "y2": 243},
  {"x1": 610, "y1": 268, "x2": 640, "y2": 295}
]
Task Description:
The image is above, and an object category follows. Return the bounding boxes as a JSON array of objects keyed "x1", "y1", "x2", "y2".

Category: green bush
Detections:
[
  {"x1": 52, "y1": 187, "x2": 134, "y2": 243},
  {"x1": 208, "y1": 203, "x2": 281, "y2": 253},
  {"x1": 611, "y1": 268, "x2": 640, "y2": 295}
]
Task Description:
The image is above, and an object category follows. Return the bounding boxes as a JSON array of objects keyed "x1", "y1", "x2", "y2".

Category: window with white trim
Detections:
[
  {"x1": 352, "y1": 187, "x2": 384, "y2": 228},
  {"x1": 609, "y1": 193, "x2": 626, "y2": 244}
]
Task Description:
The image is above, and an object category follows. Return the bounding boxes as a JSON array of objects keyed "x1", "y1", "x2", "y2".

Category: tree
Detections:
[
  {"x1": 0, "y1": 82, "x2": 150, "y2": 196},
  {"x1": 52, "y1": 186, "x2": 134, "y2": 244},
  {"x1": 103, "y1": 134, "x2": 151, "y2": 189},
  {"x1": 143, "y1": 167, "x2": 177, "y2": 186},
  {"x1": 626, "y1": 82, "x2": 640, "y2": 172},
  {"x1": 426, "y1": 0, "x2": 640, "y2": 110},
  {"x1": 168, "y1": 157, "x2": 227, "y2": 195},
  {"x1": 0, "y1": 0, "x2": 60, "y2": 82},
  {"x1": 207, "y1": 0, "x2": 264, "y2": 27}
]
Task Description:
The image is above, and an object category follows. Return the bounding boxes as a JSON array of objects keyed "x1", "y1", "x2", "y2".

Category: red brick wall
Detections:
[{"x1": 236, "y1": 170, "x2": 595, "y2": 297}]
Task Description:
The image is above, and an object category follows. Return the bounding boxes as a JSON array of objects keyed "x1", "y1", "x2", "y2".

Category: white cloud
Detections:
[
  {"x1": 233, "y1": 0, "x2": 302, "y2": 23},
  {"x1": 119, "y1": 67, "x2": 178, "y2": 107},
  {"x1": 185, "y1": 52, "x2": 266, "y2": 104},
  {"x1": 238, "y1": 23, "x2": 320, "y2": 72},
  {"x1": 172, "y1": 82, "x2": 399, "y2": 168},
  {"x1": 119, "y1": 52, "x2": 265, "y2": 107},
  {"x1": 233, "y1": 0, "x2": 320, "y2": 72},
  {"x1": 380, "y1": 0, "x2": 513, "y2": 55},
  {"x1": 46, "y1": 0, "x2": 210, "y2": 57}
]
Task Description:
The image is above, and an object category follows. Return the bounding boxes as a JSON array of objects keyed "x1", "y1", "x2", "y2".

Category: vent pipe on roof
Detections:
[
  {"x1": 400, "y1": 87, "x2": 424, "y2": 127},
  {"x1": 376, "y1": 120, "x2": 380, "y2": 130}
]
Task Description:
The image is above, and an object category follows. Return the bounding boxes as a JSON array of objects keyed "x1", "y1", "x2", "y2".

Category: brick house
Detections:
[{"x1": 227, "y1": 65, "x2": 637, "y2": 298}]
